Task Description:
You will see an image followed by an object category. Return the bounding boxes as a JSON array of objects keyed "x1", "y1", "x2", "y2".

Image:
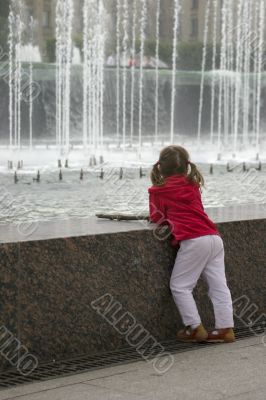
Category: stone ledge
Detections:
[{"x1": 1, "y1": 203, "x2": 266, "y2": 244}]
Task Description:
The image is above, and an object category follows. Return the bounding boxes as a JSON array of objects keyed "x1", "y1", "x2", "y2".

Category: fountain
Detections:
[
  {"x1": 138, "y1": 0, "x2": 147, "y2": 152},
  {"x1": 170, "y1": 0, "x2": 181, "y2": 144},
  {"x1": 1, "y1": 0, "x2": 266, "y2": 164},
  {"x1": 210, "y1": 0, "x2": 218, "y2": 144},
  {"x1": 198, "y1": 0, "x2": 266, "y2": 156},
  {"x1": 7, "y1": 0, "x2": 40, "y2": 150},
  {"x1": 122, "y1": 0, "x2": 129, "y2": 149},
  {"x1": 1, "y1": 5, "x2": 266, "y2": 368},
  {"x1": 130, "y1": 0, "x2": 137, "y2": 146},
  {"x1": 83, "y1": 0, "x2": 106, "y2": 150},
  {"x1": 0, "y1": 0, "x2": 266, "y2": 225},
  {"x1": 55, "y1": 0, "x2": 73, "y2": 155},
  {"x1": 197, "y1": 0, "x2": 210, "y2": 147},
  {"x1": 116, "y1": 0, "x2": 121, "y2": 145},
  {"x1": 154, "y1": 0, "x2": 161, "y2": 143},
  {"x1": 8, "y1": 0, "x2": 23, "y2": 149},
  {"x1": 28, "y1": 16, "x2": 34, "y2": 150}
]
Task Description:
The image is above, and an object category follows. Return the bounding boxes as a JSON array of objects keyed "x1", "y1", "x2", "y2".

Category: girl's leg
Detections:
[
  {"x1": 170, "y1": 236, "x2": 212, "y2": 327},
  {"x1": 202, "y1": 235, "x2": 234, "y2": 329}
]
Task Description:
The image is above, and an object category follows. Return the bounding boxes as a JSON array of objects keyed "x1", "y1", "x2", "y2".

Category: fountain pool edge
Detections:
[{"x1": 0, "y1": 203, "x2": 266, "y2": 244}]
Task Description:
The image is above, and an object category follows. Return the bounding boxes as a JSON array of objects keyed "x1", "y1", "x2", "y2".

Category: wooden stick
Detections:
[{"x1": 96, "y1": 213, "x2": 149, "y2": 221}]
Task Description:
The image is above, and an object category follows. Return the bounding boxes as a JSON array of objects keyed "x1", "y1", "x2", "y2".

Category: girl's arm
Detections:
[{"x1": 149, "y1": 192, "x2": 167, "y2": 224}]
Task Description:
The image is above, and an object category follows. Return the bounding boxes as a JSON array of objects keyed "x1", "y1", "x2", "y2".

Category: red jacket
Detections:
[{"x1": 148, "y1": 175, "x2": 219, "y2": 245}]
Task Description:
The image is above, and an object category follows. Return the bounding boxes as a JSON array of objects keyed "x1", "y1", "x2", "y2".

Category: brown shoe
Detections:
[
  {"x1": 207, "y1": 328, "x2": 236, "y2": 343},
  {"x1": 177, "y1": 324, "x2": 208, "y2": 343}
]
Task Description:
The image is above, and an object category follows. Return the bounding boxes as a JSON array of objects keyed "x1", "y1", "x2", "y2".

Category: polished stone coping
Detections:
[{"x1": 0, "y1": 203, "x2": 265, "y2": 244}]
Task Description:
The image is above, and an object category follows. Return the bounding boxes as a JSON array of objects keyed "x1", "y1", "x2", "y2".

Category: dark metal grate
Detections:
[{"x1": 0, "y1": 326, "x2": 258, "y2": 389}]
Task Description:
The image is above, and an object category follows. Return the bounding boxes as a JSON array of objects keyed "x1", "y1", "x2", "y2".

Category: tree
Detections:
[
  {"x1": 177, "y1": 42, "x2": 220, "y2": 71},
  {"x1": 46, "y1": 38, "x2": 56, "y2": 63},
  {"x1": 0, "y1": 0, "x2": 9, "y2": 56},
  {"x1": 0, "y1": 0, "x2": 9, "y2": 17}
]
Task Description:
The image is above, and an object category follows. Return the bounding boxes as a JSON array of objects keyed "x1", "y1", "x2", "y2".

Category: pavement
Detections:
[{"x1": 0, "y1": 336, "x2": 265, "y2": 400}]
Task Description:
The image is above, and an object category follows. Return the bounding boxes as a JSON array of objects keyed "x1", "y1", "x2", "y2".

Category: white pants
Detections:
[{"x1": 170, "y1": 235, "x2": 234, "y2": 329}]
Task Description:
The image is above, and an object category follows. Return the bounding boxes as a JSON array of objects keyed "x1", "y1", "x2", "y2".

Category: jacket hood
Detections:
[
  {"x1": 149, "y1": 175, "x2": 191, "y2": 192},
  {"x1": 149, "y1": 175, "x2": 198, "y2": 202}
]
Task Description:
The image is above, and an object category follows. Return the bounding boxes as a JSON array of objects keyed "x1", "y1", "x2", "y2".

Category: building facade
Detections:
[
  {"x1": 21, "y1": 0, "x2": 266, "y2": 60},
  {"x1": 159, "y1": 0, "x2": 222, "y2": 43},
  {"x1": 24, "y1": 0, "x2": 218, "y2": 60},
  {"x1": 24, "y1": 0, "x2": 83, "y2": 60},
  {"x1": 160, "y1": 0, "x2": 266, "y2": 44},
  {"x1": 24, "y1": 0, "x2": 56, "y2": 59}
]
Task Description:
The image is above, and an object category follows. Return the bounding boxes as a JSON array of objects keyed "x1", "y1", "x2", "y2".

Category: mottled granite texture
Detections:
[{"x1": 0, "y1": 217, "x2": 266, "y2": 370}]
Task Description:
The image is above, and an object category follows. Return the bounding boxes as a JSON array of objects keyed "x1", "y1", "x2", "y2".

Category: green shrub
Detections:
[
  {"x1": 46, "y1": 38, "x2": 56, "y2": 63},
  {"x1": 73, "y1": 34, "x2": 82, "y2": 52},
  {"x1": 177, "y1": 42, "x2": 221, "y2": 71},
  {"x1": 159, "y1": 41, "x2": 173, "y2": 65},
  {"x1": 177, "y1": 42, "x2": 203, "y2": 70},
  {"x1": 0, "y1": 16, "x2": 8, "y2": 56},
  {"x1": 0, "y1": 0, "x2": 9, "y2": 17},
  {"x1": 135, "y1": 39, "x2": 172, "y2": 65}
]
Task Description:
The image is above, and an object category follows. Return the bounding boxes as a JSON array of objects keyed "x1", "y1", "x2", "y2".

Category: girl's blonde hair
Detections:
[{"x1": 150, "y1": 145, "x2": 204, "y2": 187}]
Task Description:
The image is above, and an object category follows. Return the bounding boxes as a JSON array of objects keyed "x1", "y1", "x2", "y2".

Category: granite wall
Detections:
[{"x1": 0, "y1": 218, "x2": 266, "y2": 371}]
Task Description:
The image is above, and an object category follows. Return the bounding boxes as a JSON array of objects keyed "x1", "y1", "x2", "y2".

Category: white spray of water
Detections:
[
  {"x1": 9, "y1": 0, "x2": 24, "y2": 149},
  {"x1": 130, "y1": 0, "x2": 137, "y2": 145},
  {"x1": 82, "y1": 0, "x2": 89, "y2": 149},
  {"x1": 217, "y1": 0, "x2": 228, "y2": 151},
  {"x1": 55, "y1": 0, "x2": 73, "y2": 155},
  {"x1": 99, "y1": 2, "x2": 106, "y2": 149},
  {"x1": 8, "y1": 9, "x2": 14, "y2": 148},
  {"x1": 116, "y1": 0, "x2": 121, "y2": 144},
  {"x1": 252, "y1": 0, "x2": 259, "y2": 139},
  {"x1": 91, "y1": 32, "x2": 97, "y2": 147},
  {"x1": 223, "y1": 0, "x2": 232, "y2": 144},
  {"x1": 95, "y1": 2, "x2": 105, "y2": 148},
  {"x1": 83, "y1": 0, "x2": 106, "y2": 150},
  {"x1": 154, "y1": 0, "x2": 161, "y2": 143},
  {"x1": 138, "y1": 0, "x2": 147, "y2": 152},
  {"x1": 170, "y1": 0, "x2": 180, "y2": 143},
  {"x1": 122, "y1": 0, "x2": 129, "y2": 149},
  {"x1": 233, "y1": 0, "x2": 244, "y2": 152},
  {"x1": 16, "y1": 16, "x2": 22, "y2": 149},
  {"x1": 204, "y1": 0, "x2": 265, "y2": 154},
  {"x1": 197, "y1": 0, "x2": 210, "y2": 147},
  {"x1": 8, "y1": 0, "x2": 39, "y2": 150},
  {"x1": 17, "y1": 45, "x2": 41, "y2": 62},
  {"x1": 255, "y1": 0, "x2": 265, "y2": 150},
  {"x1": 210, "y1": 0, "x2": 218, "y2": 143},
  {"x1": 227, "y1": 3, "x2": 234, "y2": 141},
  {"x1": 242, "y1": 0, "x2": 251, "y2": 145},
  {"x1": 29, "y1": 16, "x2": 34, "y2": 150}
]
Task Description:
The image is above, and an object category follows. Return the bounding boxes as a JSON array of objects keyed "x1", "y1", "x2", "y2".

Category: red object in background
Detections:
[
  {"x1": 149, "y1": 175, "x2": 219, "y2": 245},
  {"x1": 128, "y1": 57, "x2": 136, "y2": 67}
]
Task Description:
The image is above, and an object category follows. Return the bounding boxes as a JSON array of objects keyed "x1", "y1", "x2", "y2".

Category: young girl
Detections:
[{"x1": 149, "y1": 145, "x2": 235, "y2": 343}]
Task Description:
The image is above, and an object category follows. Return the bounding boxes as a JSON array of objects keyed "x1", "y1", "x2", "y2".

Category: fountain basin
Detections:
[
  {"x1": 0, "y1": 160, "x2": 266, "y2": 224},
  {"x1": 0, "y1": 205, "x2": 266, "y2": 372}
]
